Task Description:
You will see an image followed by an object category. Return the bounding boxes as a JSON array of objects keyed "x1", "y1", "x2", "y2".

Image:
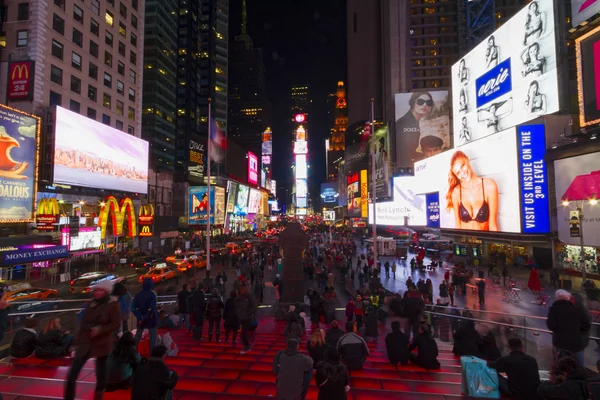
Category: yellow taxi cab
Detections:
[
  {"x1": 6, "y1": 284, "x2": 59, "y2": 301},
  {"x1": 225, "y1": 242, "x2": 240, "y2": 254},
  {"x1": 190, "y1": 254, "x2": 207, "y2": 269},
  {"x1": 138, "y1": 262, "x2": 180, "y2": 283},
  {"x1": 171, "y1": 255, "x2": 193, "y2": 273}
]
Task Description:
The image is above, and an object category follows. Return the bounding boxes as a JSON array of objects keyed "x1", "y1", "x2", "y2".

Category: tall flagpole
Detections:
[
  {"x1": 206, "y1": 98, "x2": 212, "y2": 271},
  {"x1": 370, "y1": 98, "x2": 378, "y2": 273}
]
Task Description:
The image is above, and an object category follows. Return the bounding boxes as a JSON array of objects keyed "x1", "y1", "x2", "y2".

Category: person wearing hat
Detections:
[
  {"x1": 273, "y1": 337, "x2": 314, "y2": 400},
  {"x1": 315, "y1": 347, "x2": 350, "y2": 400},
  {"x1": 547, "y1": 289, "x2": 590, "y2": 365},
  {"x1": 65, "y1": 279, "x2": 121, "y2": 400},
  {"x1": 420, "y1": 135, "x2": 444, "y2": 158}
]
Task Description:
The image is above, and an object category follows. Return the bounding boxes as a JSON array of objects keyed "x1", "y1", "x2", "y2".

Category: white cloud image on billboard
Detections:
[
  {"x1": 53, "y1": 107, "x2": 149, "y2": 194},
  {"x1": 452, "y1": 0, "x2": 559, "y2": 146},
  {"x1": 414, "y1": 128, "x2": 521, "y2": 233},
  {"x1": 368, "y1": 177, "x2": 427, "y2": 226}
]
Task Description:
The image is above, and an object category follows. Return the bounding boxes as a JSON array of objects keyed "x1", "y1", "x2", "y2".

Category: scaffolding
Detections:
[{"x1": 458, "y1": 0, "x2": 496, "y2": 56}]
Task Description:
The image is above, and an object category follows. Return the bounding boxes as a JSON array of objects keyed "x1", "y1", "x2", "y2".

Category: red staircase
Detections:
[{"x1": 0, "y1": 317, "x2": 467, "y2": 399}]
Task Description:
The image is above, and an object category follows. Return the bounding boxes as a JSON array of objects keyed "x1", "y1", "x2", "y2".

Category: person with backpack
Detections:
[
  {"x1": 206, "y1": 288, "x2": 224, "y2": 342},
  {"x1": 273, "y1": 338, "x2": 314, "y2": 400},
  {"x1": 131, "y1": 278, "x2": 159, "y2": 354}
]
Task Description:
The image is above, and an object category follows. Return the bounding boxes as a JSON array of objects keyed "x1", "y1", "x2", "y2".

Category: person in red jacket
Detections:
[{"x1": 345, "y1": 298, "x2": 355, "y2": 322}]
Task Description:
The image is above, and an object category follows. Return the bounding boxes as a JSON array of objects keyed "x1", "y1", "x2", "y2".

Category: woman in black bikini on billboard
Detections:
[{"x1": 445, "y1": 151, "x2": 499, "y2": 231}]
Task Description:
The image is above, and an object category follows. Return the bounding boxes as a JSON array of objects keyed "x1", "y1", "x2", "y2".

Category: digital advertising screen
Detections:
[
  {"x1": 247, "y1": 151, "x2": 258, "y2": 185},
  {"x1": 572, "y1": 0, "x2": 600, "y2": 28},
  {"x1": 0, "y1": 105, "x2": 39, "y2": 222},
  {"x1": 296, "y1": 154, "x2": 307, "y2": 179},
  {"x1": 394, "y1": 90, "x2": 451, "y2": 167},
  {"x1": 426, "y1": 192, "x2": 441, "y2": 228},
  {"x1": 414, "y1": 128, "x2": 521, "y2": 233},
  {"x1": 248, "y1": 188, "x2": 261, "y2": 214},
  {"x1": 188, "y1": 136, "x2": 206, "y2": 178},
  {"x1": 347, "y1": 172, "x2": 360, "y2": 216},
  {"x1": 576, "y1": 25, "x2": 600, "y2": 127},
  {"x1": 262, "y1": 140, "x2": 272, "y2": 156},
  {"x1": 555, "y1": 152, "x2": 600, "y2": 246},
  {"x1": 235, "y1": 184, "x2": 249, "y2": 214},
  {"x1": 294, "y1": 140, "x2": 308, "y2": 155},
  {"x1": 189, "y1": 186, "x2": 215, "y2": 225},
  {"x1": 215, "y1": 186, "x2": 225, "y2": 225},
  {"x1": 53, "y1": 106, "x2": 149, "y2": 194},
  {"x1": 452, "y1": 0, "x2": 559, "y2": 146},
  {"x1": 373, "y1": 125, "x2": 392, "y2": 198},
  {"x1": 226, "y1": 181, "x2": 238, "y2": 213},
  {"x1": 368, "y1": 177, "x2": 427, "y2": 226},
  {"x1": 62, "y1": 226, "x2": 102, "y2": 252},
  {"x1": 320, "y1": 182, "x2": 340, "y2": 206},
  {"x1": 344, "y1": 142, "x2": 368, "y2": 176},
  {"x1": 296, "y1": 179, "x2": 308, "y2": 197}
]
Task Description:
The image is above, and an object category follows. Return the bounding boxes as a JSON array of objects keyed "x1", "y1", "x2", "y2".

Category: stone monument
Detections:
[{"x1": 278, "y1": 222, "x2": 309, "y2": 303}]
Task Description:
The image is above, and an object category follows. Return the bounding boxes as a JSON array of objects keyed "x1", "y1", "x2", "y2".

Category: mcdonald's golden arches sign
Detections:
[
  {"x1": 36, "y1": 198, "x2": 59, "y2": 231},
  {"x1": 138, "y1": 204, "x2": 154, "y2": 237},
  {"x1": 7, "y1": 61, "x2": 34, "y2": 101},
  {"x1": 97, "y1": 196, "x2": 137, "y2": 239}
]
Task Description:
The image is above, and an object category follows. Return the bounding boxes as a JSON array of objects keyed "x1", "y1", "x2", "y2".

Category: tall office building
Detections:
[
  {"x1": 142, "y1": 0, "x2": 178, "y2": 171},
  {"x1": 228, "y1": 0, "x2": 271, "y2": 158},
  {"x1": 0, "y1": 0, "x2": 145, "y2": 136},
  {"x1": 291, "y1": 84, "x2": 310, "y2": 117},
  {"x1": 175, "y1": 0, "x2": 228, "y2": 175},
  {"x1": 327, "y1": 81, "x2": 348, "y2": 180}
]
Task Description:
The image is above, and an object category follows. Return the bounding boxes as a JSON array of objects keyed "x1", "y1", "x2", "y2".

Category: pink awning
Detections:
[{"x1": 561, "y1": 170, "x2": 600, "y2": 201}]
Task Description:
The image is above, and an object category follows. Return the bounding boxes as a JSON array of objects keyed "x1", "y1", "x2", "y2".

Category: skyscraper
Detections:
[
  {"x1": 142, "y1": 0, "x2": 178, "y2": 171},
  {"x1": 291, "y1": 84, "x2": 310, "y2": 117},
  {"x1": 327, "y1": 81, "x2": 348, "y2": 180}
]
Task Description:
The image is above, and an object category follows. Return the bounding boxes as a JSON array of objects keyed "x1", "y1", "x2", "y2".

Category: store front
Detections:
[
  {"x1": 0, "y1": 244, "x2": 69, "y2": 284},
  {"x1": 556, "y1": 243, "x2": 600, "y2": 275}
]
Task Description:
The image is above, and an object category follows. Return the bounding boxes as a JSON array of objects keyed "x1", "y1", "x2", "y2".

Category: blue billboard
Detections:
[
  {"x1": 426, "y1": 192, "x2": 440, "y2": 228},
  {"x1": 0, "y1": 105, "x2": 39, "y2": 222},
  {"x1": 320, "y1": 182, "x2": 340, "y2": 206},
  {"x1": 475, "y1": 58, "x2": 512, "y2": 108},
  {"x1": 189, "y1": 186, "x2": 215, "y2": 225},
  {"x1": 518, "y1": 124, "x2": 550, "y2": 234}
]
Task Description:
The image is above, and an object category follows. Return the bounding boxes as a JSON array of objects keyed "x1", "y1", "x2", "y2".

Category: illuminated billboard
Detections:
[
  {"x1": 235, "y1": 184, "x2": 249, "y2": 214},
  {"x1": 576, "y1": 25, "x2": 600, "y2": 127},
  {"x1": 226, "y1": 181, "x2": 238, "y2": 213},
  {"x1": 394, "y1": 91, "x2": 450, "y2": 167},
  {"x1": 0, "y1": 104, "x2": 39, "y2": 222},
  {"x1": 296, "y1": 154, "x2": 307, "y2": 179},
  {"x1": 248, "y1": 188, "x2": 261, "y2": 214},
  {"x1": 294, "y1": 140, "x2": 308, "y2": 155},
  {"x1": 320, "y1": 182, "x2": 339, "y2": 206},
  {"x1": 247, "y1": 151, "x2": 258, "y2": 185},
  {"x1": 369, "y1": 177, "x2": 427, "y2": 226},
  {"x1": 452, "y1": 0, "x2": 559, "y2": 146},
  {"x1": 188, "y1": 137, "x2": 205, "y2": 178},
  {"x1": 296, "y1": 179, "x2": 308, "y2": 197},
  {"x1": 189, "y1": 187, "x2": 215, "y2": 225},
  {"x1": 53, "y1": 107, "x2": 149, "y2": 194},
  {"x1": 572, "y1": 0, "x2": 600, "y2": 28},
  {"x1": 215, "y1": 187, "x2": 225, "y2": 225}
]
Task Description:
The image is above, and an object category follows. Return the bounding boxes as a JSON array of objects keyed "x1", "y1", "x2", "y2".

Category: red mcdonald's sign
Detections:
[{"x1": 7, "y1": 61, "x2": 34, "y2": 101}]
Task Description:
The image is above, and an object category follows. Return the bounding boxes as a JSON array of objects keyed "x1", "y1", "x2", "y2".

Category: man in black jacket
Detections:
[
  {"x1": 206, "y1": 288, "x2": 224, "y2": 342},
  {"x1": 547, "y1": 289, "x2": 591, "y2": 362},
  {"x1": 176, "y1": 284, "x2": 191, "y2": 331},
  {"x1": 407, "y1": 325, "x2": 440, "y2": 370},
  {"x1": 337, "y1": 321, "x2": 369, "y2": 370},
  {"x1": 488, "y1": 338, "x2": 541, "y2": 400},
  {"x1": 385, "y1": 321, "x2": 409, "y2": 367},
  {"x1": 132, "y1": 345, "x2": 178, "y2": 400},
  {"x1": 236, "y1": 285, "x2": 257, "y2": 354},
  {"x1": 325, "y1": 320, "x2": 344, "y2": 347},
  {"x1": 191, "y1": 284, "x2": 206, "y2": 340}
]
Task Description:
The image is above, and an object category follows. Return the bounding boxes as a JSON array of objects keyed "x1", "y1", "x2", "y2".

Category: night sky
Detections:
[{"x1": 236, "y1": 0, "x2": 347, "y2": 207}]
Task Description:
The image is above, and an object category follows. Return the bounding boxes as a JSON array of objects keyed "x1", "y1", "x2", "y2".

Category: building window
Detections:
[
  {"x1": 119, "y1": 2, "x2": 126, "y2": 17},
  {"x1": 118, "y1": 41, "x2": 125, "y2": 56},
  {"x1": 132, "y1": 0, "x2": 138, "y2": 11},
  {"x1": 116, "y1": 100, "x2": 123, "y2": 115},
  {"x1": 50, "y1": 65, "x2": 63, "y2": 85},
  {"x1": 129, "y1": 69, "x2": 135, "y2": 83},
  {"x1": 129, "y1": 50, "x2": 136, "y2": 65},
  {"x1": 128, "y1": 88, "x2": 135, "y2": 102},
  {"x1": 52, "y1": 14, "x2": 64, "y2": 34},
  {"x1": 88, "y1": 85, "x2": 97, "y2": 101},
  {"x1": 73, "y1": 4, "x2": 83, "y2": 24},
  {"x1": 131, "y1": 14, "x2": 137, "y2": 29},
  {"x1": 130, "y1": 33, "x2": 137, "y2": 47},
  {"x1": 116, "y1": 120, "x2": 123, "y2": 130},
  {"x1": 51, "y1": 40, "x2": 63, "y2": 59},
  {"x1": 49, "y1": 91, "x2": 62, "y2": 106},
  {"x1": 72, "y1": 28, "x2": 83, "y2": 47},
  {"x1": 16, "y1": 30, "x2": 28, "y2": 47},
  {"x1": 70, "y1": 99, "x2": 80, "y2": 113},
  {"x1": 17, "y1": 3, "x2": 29, "y2": 21},
  {"x1": 89, "y1": 62, "x2": 98, "y2": 80},
  {"x1": 104, "y1": 51, "x2": 112, "y2": 67},
  {"x1": 127, "y1": 125, "x2": 134, "y2": 135},
  {"x1": 105, "y1": 10, "x2": 114, "y2": 26},
  {"x1": 53, "y1": 0, "x2": 65, "y2": 10},
  {"x1": 118, "y1": 22, "x2": 126, "y2": 37},
  {"x1": 128, "y1": 106, "x2": 135, "y2": 121},
  {"x1": 89, "y1": 40, "x2": 99, "y2": 57},
  {"x1": 105, "y1": 31, "x2": 113, "y2": 46},
  {"x1": 117, "y1": 61, "x2": 125, "y2": 75},
  {"x1": 70, "y1": 75, "x2": 81, "y2": 94},
  {"x1": 91, "y1": 0, "x2": 99, "y2": 15},
  {"x1": 117, "y1": 80, "x2": 124, "y2": 95},
  {"x1": 102, "y1": 114, "x2": 110, "y2": 125},
  {"x1": 104, "y1": 72, "x2": 112, "y2": 88},
  {"x1": 71, "y1": 52, "x2": 82, "y2": 70},
  {"x1": 107, "y1": 0, "x2": 114, "y2": 6},
  {"x1": 103, "y1": 93, "x2": 111, "y2": 109},
  {"x1": 90, "y1": 19, "x2": 99, "y2": 36},
  {"x1": 87, "y1": 107, "x2": 97, "y2": 119}
]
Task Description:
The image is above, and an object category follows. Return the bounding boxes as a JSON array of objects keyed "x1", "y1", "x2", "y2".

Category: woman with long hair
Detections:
[
  {"x1": 525, "y1": 80, "x2": 546, "y2": 114},
  {"x1": 34, "y1": 317, "x2": 73, "y2": 359},
  {"x1": 106, "y1": 331, "x2": 141, "y2": 391},
  {"x1": 445, "y1": 151, "x2": 499, "y2": 231},
  {"x1": 315, "y1": 347, "x2": 349, "y2": 400},
  {"x1": 307, "y1": 328, "x2": 328, "y2": 366},
  {"x1": 523, "y1": 1, "x2": 543, "y2": 46},
  {"x1": 485, "y1": 35, "x2": 499, "y2": 69},
  {"x1": 521, "y1": 42, "x2": 545, "y2": 78}
]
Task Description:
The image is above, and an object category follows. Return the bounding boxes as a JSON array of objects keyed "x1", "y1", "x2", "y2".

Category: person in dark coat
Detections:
[
  {"x1": 203, "y1": 270, "x2": 214, "y2": 292},
  {"x1": 488, "y1": 338, "x2": 541, "y2": 400},
  {"x1": 284, "y1": 313, "x2": 304, "y2": 341},
  {"x1": 112, "y1": 282, "x2": 132, "y2": 333},
  {"x1": 176, "y1": 284, "x2": 191, "y2": 330},
  {"x1": 537, "y1": 356, "x2": 589, "y2": 400},
  {"x1": 132, "y1": 278, "x2": 158, "y2": 352},
  {"x1": 307, "y1": 328, "x2": 328, "y2": 366},
  {"x1": 191, "y1": 284, "x2": 207, "y2": 340},
  {"x1": 408, "y1": 324, "x2": 440, "y2": 370},
  {"x1": 572, "y1": 292, "x2": 592, "y2": 359},
  {"x1": 131, "y1": 345, "x2": 178, "y2": 400},
  {"x1": 547, "y1": 290, "x2": 590, "y2": 364},
  {"x1": 453, "y1": 320, "x2": 483, "y2": 358},
  {"x1": 206, "y1": 288, "x2": 224, "y2": 342},
  {"x1": 385, "y1": 321, "x2": 409, "y2": 367},
  {"x1": 223, "y1": 290, "x2": 241, "y2": 344},
  {"x1": 236, "y1": 285, "x2": 257, "y2": 354},
  {"x1": 10, "y1": 318, "x2": 39, "y2": 358},
  {"x1": 476, "y1": 279, "x2": 486, "y2": 305},
  {"x1": 65, "y1": 280, "x2": 121, "y2": 400},
  {"x1": 325, "y1": 321, "x2": 344, "y2": 347},
  {"x1": 362, "y1": 306, "x2": 378, "y2": 342},
  {"x1": 402, "y1": 289, "x2": 425, "y2": 338},
  {"x1": 0, "y1": 292, "x2": 9, "y2": 343},
  {"x1": 315, "y1": 347, "x2": 349, "y2": 400},
  {"x1": 105, "y1": 331, "x2": 141, "y2": 392},
  {"x1": 308, "y1": 288, "x2": 321, "y2": 325},
  {"x1": 34, "y1": 317, "x2": 73, "y2": 359},
  {"x1": 337, "y1": 321, "x2": 369, "y2": 371}
]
